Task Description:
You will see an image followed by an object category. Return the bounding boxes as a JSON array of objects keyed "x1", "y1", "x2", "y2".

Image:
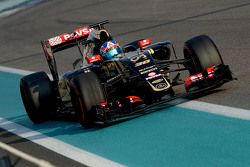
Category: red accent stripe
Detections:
[{"x1": 126, "y1": 96, "x2": 144, "y2": 103}]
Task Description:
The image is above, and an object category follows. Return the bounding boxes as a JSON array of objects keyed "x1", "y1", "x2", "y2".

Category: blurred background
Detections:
[{"x1": 0, "y1": 0, "x2": 249, "y2": 108}]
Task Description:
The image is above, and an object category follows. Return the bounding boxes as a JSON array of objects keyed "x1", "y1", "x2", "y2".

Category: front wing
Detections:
[{"x1": 93, "y1": 64, "x2": 235, "y2": 125}]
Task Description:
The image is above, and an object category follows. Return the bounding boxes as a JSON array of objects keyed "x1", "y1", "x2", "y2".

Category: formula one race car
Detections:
[{"x1": 20, "y1": 20, "x2": 234, "y2": 127}]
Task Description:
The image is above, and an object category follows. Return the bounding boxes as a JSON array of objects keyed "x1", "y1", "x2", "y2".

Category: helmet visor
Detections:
[{"x1": 105, "y1": 47, "x2": 122, "y2": 59}]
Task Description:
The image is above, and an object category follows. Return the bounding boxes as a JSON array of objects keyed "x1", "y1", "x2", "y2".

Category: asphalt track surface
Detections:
[{"x1": 0, "y1": 0, "x2": 250, "y2": 166}]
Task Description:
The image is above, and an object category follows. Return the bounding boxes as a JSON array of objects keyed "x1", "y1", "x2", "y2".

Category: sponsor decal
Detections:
[
  {"x1": 130, "y1": 54, "x2": 147, "y2": 62},
  {"x1": 139, "y1": 65, "x2": 155, "y2": 72},
  {"x1": 152, "y1": 78, "x2": 164, "y2": 84},
  {"x1": 148, "y1": 72, "x2": 156, "y2": 77},
  {"x1": 49, "y1": 36, "x2": 62, "y2": 46},
  {"x1": 135, "y1": 59, "x2": 150, "y2": 67},
  {"x1": 145, "y1": 73, "x2": 161, "y2": 80},
  {"x1": 64, "y1": 27, "x2": 90, "y2": 40},
  {"x1": 139, "y1": 67, "x2": 158, "y2": 75},
  {"x1": 147, "y1": 49, "x2": 154, "y2": 54},
  {"x1": 48, "y1": 27, "x2": 90, "y2": 46},
  {"x1": 155, "y1": 83, "x2": 167, "y2": 89},
  {"x1": 147, "y1": 79, "x2": 170, "y2": 91}
]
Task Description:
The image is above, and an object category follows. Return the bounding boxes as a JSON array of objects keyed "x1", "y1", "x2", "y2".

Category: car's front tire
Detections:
[
  {"x1": 184, "y1": 35, "x2": 224, "y2": 74},
  {"x1": 69, "y1": 72, "x2": 105, "y2": 128}
]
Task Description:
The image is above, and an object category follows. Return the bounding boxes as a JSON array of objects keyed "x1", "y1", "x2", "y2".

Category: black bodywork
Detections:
[{"x1": 38, "y1": 20, "x2": 234, "y2": 125}]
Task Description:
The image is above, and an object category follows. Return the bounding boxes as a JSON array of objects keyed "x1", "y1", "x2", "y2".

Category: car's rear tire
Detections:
[
  {"x1": 184, "y1": 35, "x2": 224, "y2": 74},
  {"x1": 20, "y1": 72, "x2": 57, "y2": 123},
  {"x1": 69, "y1": 72, "x2": 105, "y2": 128}
]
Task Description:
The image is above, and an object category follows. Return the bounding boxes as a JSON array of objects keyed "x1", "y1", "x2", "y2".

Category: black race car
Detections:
[{"x1": 20, "y1": 20, "x2": 234, "y2": 127}]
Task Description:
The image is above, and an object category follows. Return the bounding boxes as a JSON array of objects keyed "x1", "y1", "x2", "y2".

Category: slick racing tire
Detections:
[
  {"x1": 184, "y1": 35, "x2": 224, "y2": 74},
  {"x1": 20, "y1": 72, "x2": 57, "y2": 123},
  {"x1": 70, "y1": 72, "x2": 105, "y2": 128}
]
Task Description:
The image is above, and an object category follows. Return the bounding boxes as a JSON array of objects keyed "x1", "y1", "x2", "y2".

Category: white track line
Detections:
[
  {"x1": 0, "y1": 66, "x2": 34, "y2": 76},
  {"x1": 0, "y1": 118, "x2": 124, "y2": 167},
  {"x1": 178, "y1": 100, "x2": 250, "y2": 120}
]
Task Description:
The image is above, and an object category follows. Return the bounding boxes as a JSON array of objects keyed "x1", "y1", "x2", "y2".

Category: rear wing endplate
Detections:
[{"x1": 41, "y1": 20, "x2": 109, "y2": 82}]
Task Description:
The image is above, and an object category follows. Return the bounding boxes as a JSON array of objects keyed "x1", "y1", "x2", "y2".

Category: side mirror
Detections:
[
  {"x1": 138, "y1": 38, "x2": 151, "y2": 48},
  {"x1": 86, "y1": 54, "x2": 102, "y2": 64}
]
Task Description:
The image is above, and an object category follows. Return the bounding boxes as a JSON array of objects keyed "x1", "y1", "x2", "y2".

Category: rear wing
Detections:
[
  {"x1": 41, "y1": 20, "x2": 109, "y2": 82},
  {"x1": 42, "y1": 20, "x2": 109, "y2": 53},
  {"x1": 46, "y1": 26, "x2": 90, "y2": 53}
]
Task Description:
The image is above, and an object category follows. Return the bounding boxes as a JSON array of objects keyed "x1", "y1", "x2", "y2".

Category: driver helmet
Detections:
[
  {"x1": 87, "y1": 29, "x2": 110, "y2": 47},
  {"x1": 100, "y1": 40, "x2": 122, "y2": 60}
]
